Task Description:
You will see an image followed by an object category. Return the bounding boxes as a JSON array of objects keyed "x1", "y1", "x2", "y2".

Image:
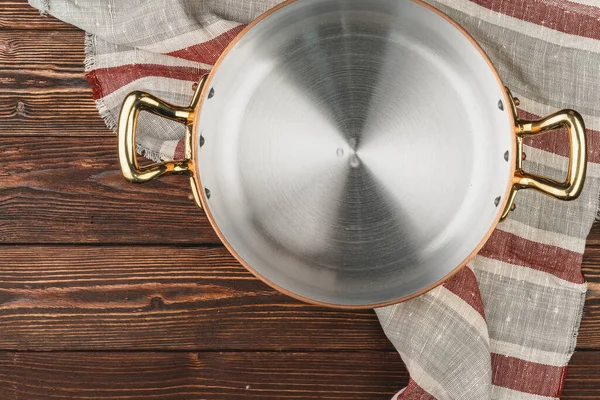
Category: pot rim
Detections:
[{"x1": 189, "y1": 0, "x2": 516, "y2": 309}]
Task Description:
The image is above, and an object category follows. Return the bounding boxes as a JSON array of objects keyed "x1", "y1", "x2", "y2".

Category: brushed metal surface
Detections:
[{"x1": 197, "y1": 0, "x2": 513, "y2": 306}]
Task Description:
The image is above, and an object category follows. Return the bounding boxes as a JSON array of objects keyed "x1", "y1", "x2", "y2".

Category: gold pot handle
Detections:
[
  {"x1": 118, "y1": 75, "x2": 207, "y2": 183},
  {"x1": 502, "y1": 93, "x2": 587, "y2": 219}
]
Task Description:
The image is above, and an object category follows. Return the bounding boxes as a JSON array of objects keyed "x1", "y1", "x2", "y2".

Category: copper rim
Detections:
[{"x1": 189, "y1": 0, "x2": 517, "y2": 309}]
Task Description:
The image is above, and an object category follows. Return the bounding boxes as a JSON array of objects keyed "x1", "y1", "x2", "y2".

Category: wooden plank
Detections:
[
  {"x1": 585, "y1": 223, "x2": 600, "y2": 247},
  {"x1": 0, "y1": 30, "x2": 85, "y2": 72},
  {"x1": 580, "y1": 244, "x2": 600, "y2": 350},
  {"x1": 0, "y1": 351, "x2": 408, "y2": 400},
  {"x1": 0, "y1": 244, "x2": 597, "y2": 351},
  {"x1": 0, "y1": 1, "x2": 78, "y2": 30},
  {"x1": 0, "y1": 91, "x2": 110, "y2": 136},
  {"x1": 0, "y1": 29, "x2": 110, "y2": 136},
  {"x1": 0, "y1": 136, "x2": 221, "y2": 244},
  {"x1": 0, "y1": 245, "x2": 389, "y2": 351},
  {"x1": 0, "y1": 351, "x2": 596, "y2": 399},
  {"x1": 563, "y1": 351, "x2": 600, "y2": 399}
]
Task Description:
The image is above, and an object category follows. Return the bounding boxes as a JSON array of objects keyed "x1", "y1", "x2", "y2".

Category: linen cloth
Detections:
[{"x1": 29, "y1": 0, "x2": 600, "y2": 398}]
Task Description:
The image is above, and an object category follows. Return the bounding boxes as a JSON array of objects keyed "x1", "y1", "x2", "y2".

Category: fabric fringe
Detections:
[
  {"x1": 569, "y1": 286, "x2": 588, "y2": 354},
  {"x1": 94, "y1": 98, "x2": 117, "y2": 132},
  {"x1": 84, "y1": 32, "x2": 165, "y2": 163},
  {"x1": 39, "y1": 0, "x2": 49, "y2": 15},
  {"x1": 83, "y1": 33, "x2": 96, "y2": 73},
  {"x1": 135, "y1": 144, "x2": 163, "y2": 164},
  {"x1": 558, "y1": 286, "x2": 589, "y2": 393},
  {"x1": 85, "y1": 32, "x2": 119, "y2": 134},
  {"x1": 596, "y1": 190, "x2": 600, "y2": 221},
  {"x1": 596, "y1": 192, "x2": 600, "y2": 221}
]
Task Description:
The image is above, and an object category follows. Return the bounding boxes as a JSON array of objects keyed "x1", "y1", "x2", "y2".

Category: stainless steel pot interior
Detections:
[{"x1": 196, "y1": 0, "x2": 513, "y2": 306}]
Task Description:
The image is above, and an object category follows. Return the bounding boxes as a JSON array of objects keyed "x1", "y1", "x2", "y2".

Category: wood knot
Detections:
[
  {"x1": 0, "y1": 40, "x2": 10, "y2": 53},
  {"x1": 149, "y1": 296, "x2": 165, "y2": 309},
  {"x1": 15, "y1": 101, "x2": 26, "y2": 116}
]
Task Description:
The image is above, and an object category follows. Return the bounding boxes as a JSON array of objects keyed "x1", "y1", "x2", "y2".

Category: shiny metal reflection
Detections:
[{"x1": 196, "y1": 0, "x2": 513, "y2": 306}]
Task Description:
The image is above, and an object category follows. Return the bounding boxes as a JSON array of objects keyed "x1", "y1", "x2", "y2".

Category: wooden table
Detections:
[{"x1": 0, "y1": 2, "x2": 598, "y2": 398}]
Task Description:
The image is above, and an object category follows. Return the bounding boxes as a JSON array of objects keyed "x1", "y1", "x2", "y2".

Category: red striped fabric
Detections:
[
  {"x1": 491, "y1": 353, "x2": 565, "y2": 398},
  {"x1": 479, "y1": 229, "x2": 585, "y2": 284},
  {"x1": 442, "y1": 267, "x2": 486, "y2": 319},
  {"x1": 167, "y1": 25, "x2": 246, "y2": 64},
  {"x1": 398, "y1": 379, "x2": 437, "y2": 400},
  {"x1": 471, "y1": 0, "x2": 600, "y2": 40},
  {"x1": 87, "y1": 64, "x2": 208, "y2": 98},
  {"x1": 173, "y1": 139, "x2": 185, "y2": 160}
]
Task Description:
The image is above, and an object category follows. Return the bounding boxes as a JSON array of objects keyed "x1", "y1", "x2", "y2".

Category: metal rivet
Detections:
[
  {"x1": 494, "y1": 196, "x2": 501, "y2": 207},
  {"x1": 504, "y1": 151, "x2": 509, "y2": 162},
  {"x1": 510, "y1": 203, "x2": 517, "y2": 211},
  {"x1": 513, "y1": 97, "x2": 521, "y2": 106},
  {"x1": 192, "y1": 82, "x2": 198, "y2": 91},
  {"x1": 200, "y1": 135, "x2": 205, "y2": 147},
  {"x1": 208, "y1": 88, "x2": 215, "y2": 99},
  {"x1": 522, "y1": 152, "x2": 527, "y2": 161},
  {"x1": 205, "y1": 188, "x2": 211, "y2": 199},
  {"x1": 498, "y1": 100, "x2": 504, "y2": 111}
]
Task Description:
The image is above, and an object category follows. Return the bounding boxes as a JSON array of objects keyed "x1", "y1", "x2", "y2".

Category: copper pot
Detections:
[{"x1": 118, "y1": 0, "x2": 587, "y2": 308}]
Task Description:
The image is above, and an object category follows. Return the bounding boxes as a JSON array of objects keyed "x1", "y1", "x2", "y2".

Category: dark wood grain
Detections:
[
  {"x1": 0, "y1": 351, "x2": 408, "y2": 400},
  {"x1": 583, "y1": 223, "x2": 599, "y2": 247},
  {"x1": 0, "y1": 30, "x2": 85, "y2": 72},
  {"x1": 0, "y1": 29, "x2": 110, "y2": 137},
  {"x1": 0, "y1": 351, "x2": 597, "y2": 400},
  {"x1": 580, "y1": 244, "x2": 600, "y2": 350},
  {"x1": 563, "y1": 351, "x2": 600, "y2": 399},
  {"x1": 0, "y1": 244, "x2": 598, "y2": 351},
  {"x1": 0, "y1": 91, "x2": 110, "y2": 136},
  {"x1": 0, "y1": 1, "x2": 78, "y2": 30},
  {"x1": 0, "y1": 245, "x2": 389, "y2": 351},
  {"x1": 585, "y1": 225, "x2": 600, "y2": 247},
  {"x1": 0, "y1": 137, "x2": 220, "y2": 244}
]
